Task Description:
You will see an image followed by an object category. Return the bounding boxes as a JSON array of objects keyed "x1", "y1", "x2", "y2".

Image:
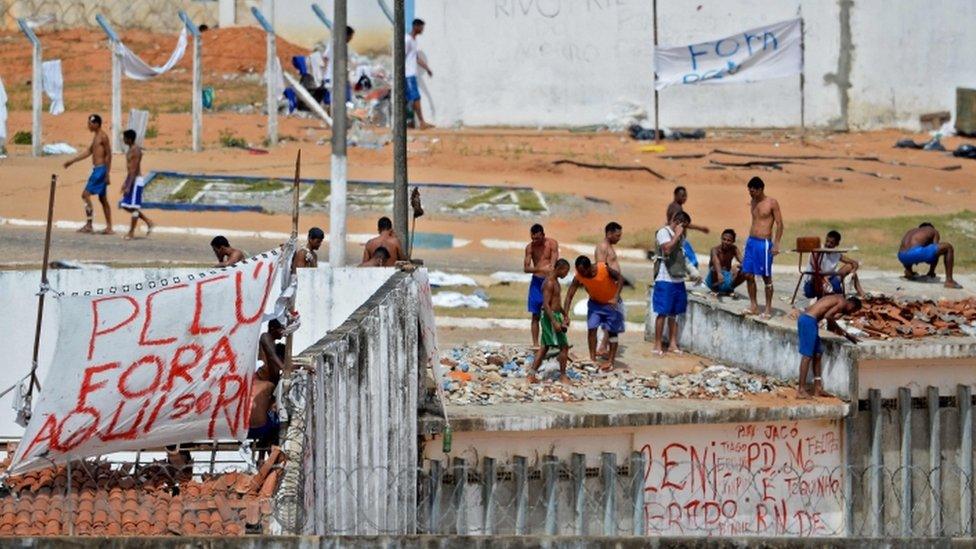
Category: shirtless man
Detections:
[
  {"x1": 249, "y1": 320, "x2": 287, "y2": 442},
  {"x1": 293, "y1": 227, "x2": 324, "y2": 271},
  {"x1": 595, "y1": 222, "x2": 623, "y2": 357},
  {"x1": 666, "y1": 186, "x2": 709, "y2": 269},
  {"x1": 564, "y1": 256, "x2": 624, "y2": 370},
  {"x1": 527, "y1": 259, "x2": 572, "y2": 384},
  {"x1": 359, "y1": 247, "x2": 390, "y2": 267},
  {"x1": 64, "y1": 114, "x2": 114, "y2": 234},
  {"x1": 118, "y1": 129, "x2": 154, "y2": 240},
  {"x1": 523, "y1": 223, "x2": 560, "y2": 347},
  {"x1": 211, "y1": 235, "x2": 245, "y2": 267},
  {"x1": 706, "y1": 229, "x2": 746, "y2": 295},
  {"x1": 742, "y1": 177, "x2": 784, "y2": 318},
  {"x1": 796, "y1": 294, "x2": 861, "y2": 397},
  {"x1": 364, "y1": 217, "x2": 406, "y2": 267},
  {"x1": 898, "y1": 223, "x2": 961, "y2": 288}
]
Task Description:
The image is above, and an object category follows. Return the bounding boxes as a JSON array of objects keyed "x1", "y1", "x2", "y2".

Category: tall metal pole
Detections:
[
  {"x1": 652, "y1": 0, "x2": 660, "y2": 144},
  {"x1": 251, "y1": 6, "x2": 278, "y2": 147},
  {"x1": 393, "y1": 0, "x2": 409, "y2": 243},
  {"x1": 17, "y1": 19, "x2": 42, "y2": 157},
  {"x1": 28, "y1": 175, "x2": 57, "y2": 404},
  {"x1": 96, "y1": 15, "x2": 122, "y2": 152},
  {"x1": 180, "y1": 11, "x2": 203, "y2": 152},
  {"x1": 329, "y1": 0, "x2": 348, "y2": 267}
]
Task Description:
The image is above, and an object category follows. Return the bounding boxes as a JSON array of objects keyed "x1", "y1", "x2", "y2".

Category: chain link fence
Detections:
[{"x1": 1, "y1": 0, "x2": 217, "y2": 33}]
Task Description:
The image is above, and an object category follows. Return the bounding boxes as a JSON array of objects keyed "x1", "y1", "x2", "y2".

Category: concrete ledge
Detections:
[{"x1": 421, "y1": 398, "x2": 848, "y2": 434}]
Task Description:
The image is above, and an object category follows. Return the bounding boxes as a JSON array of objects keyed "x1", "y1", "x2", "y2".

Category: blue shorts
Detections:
[
  {"x1": 527, "y1": 275, "x2": 545, "y2": 315},
  {"x1": 742, "y1": 236, "x2": 773, "y2": 277},
  {"x1": 797, "y1": 313, "x2": 822, "y2": 357},
  {"x1": 706, "y1": 270, "x2": 734, "y2": 293},
  {"x1": 898, "y1": 244, "x2": 939, "y2": 268},
  {"x1": 85, "y1": 165, "x2": 108, "y2": 196},
  {"x1": 683, "y1": 240, "x2": 699, "y2": 268},
  {"x1": 405, "y1": 76, "x2": 421, "y2": 103},
  {"x1": 119, "y1": 177, "x2": 144, "y2": 210},
  {"x1": 247, "y1": 410, "x2": 280, "y2": 440},
  {"x1": 803, "y1": 275, "x2": 842, "y2": 299},
  {"x1": 652, "y1": 280, "x2": 687, "y2": 316},
  {"x1": 587, "y1": 300, "x2": 625, "y2": 333},
  {"x1": 324, "y1": 83, "x2": 352, "y2": 106}
]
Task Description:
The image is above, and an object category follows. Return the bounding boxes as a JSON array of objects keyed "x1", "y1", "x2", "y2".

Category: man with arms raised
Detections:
[
  {"x1": 364, "y1": 216, "x2": 406, "y2": 267},
  {"x1": 564, "y1": 256, "x2": 624, "y2": 371},
  {"x1": 524, "y1": 223, "x2": 559, "y2": 347},
  {"x1": 64, "y1": 114, "x2": 114, "y2": 234},
  {"x1": 118, "y1": 129, "x2": 154, "y2": 240},
  {"x1": 796, "y1": 294, "x2": 861, "y2": 397},
  {"x1": 898, "y1": 222, "x2": 961, "y2": 288},
  {"x1": 742, "y1": 177, "x2": 784, "y2": 318},
  {"x1": 527, "y1": 259, "x2": 572, "y2": 384}
]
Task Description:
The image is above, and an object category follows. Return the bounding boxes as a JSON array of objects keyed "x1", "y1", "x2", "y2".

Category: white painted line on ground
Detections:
[
  {"x1": 436, "y1": 315, "x2": 643, "y2": 333},
  {"x1": 484, "y1": 238, "x2": 647, "y2": 260}
]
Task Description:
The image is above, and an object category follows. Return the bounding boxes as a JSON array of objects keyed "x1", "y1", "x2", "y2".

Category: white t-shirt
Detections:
[
  {"x1": 405, "y1": 34, "x2": 418, "y2": 77},
  {"x1": 804, "y1": 251, "x2": 842, "y2": 284},
  {"x1": 656, "y1": 226, "x2": 678, "y2": 283}
]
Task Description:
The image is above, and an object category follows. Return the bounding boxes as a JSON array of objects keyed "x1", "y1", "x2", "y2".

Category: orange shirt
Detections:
[{"x1": 578, "y1": 262, "x2": 618, "y2": 304}]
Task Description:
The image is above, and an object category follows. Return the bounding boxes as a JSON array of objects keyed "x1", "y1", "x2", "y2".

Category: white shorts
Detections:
[{"x1": 119, "y1": 176, "x2": 145, "y2": 210}]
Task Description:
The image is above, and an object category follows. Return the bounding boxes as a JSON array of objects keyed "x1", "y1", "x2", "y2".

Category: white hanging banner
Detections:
[
  {"x1": 654, "y1": 18, "x2": 802, "y2": 90},
  {"x1": 8, "y1": 248, "x2": 285, "y2": 476},
  {"x1": 117, "y1": 28, "x2": 188, "y2": 81}
]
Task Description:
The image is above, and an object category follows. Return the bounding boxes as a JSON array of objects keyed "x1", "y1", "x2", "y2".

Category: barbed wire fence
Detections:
[{"x1": 1, "y1": 0, "x2": 217, "y2": 33}]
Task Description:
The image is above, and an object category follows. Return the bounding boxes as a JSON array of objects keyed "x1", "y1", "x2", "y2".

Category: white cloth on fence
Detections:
[
  {"x1": 41, "y1": 59, "x2": 64, "y2": 115},
  {"x1": 116, "y1": 28, "x2": 188, "y2": 81},
  {"x1": 654, "y1": 18, "x2": 802, "y2": 90},
  {"x1": 264, "y1": 56, "x2": 286, "y2": 100},
  {"x1": 0, "y1": 76, "x2": 7, "y2": 143},
  {"x1": 309, "y1": 52, "x2": 325, "y2": 88}
]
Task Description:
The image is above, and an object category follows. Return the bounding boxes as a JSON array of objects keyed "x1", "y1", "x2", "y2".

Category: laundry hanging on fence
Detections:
[
  {"x1": 41, "y1": 59, "x2": 64, "y2": 115},
  {"x1": 117, "y1": 28, "x2": 188, "y2": 80},
  {"x1": 6, "y1": 247, "x2": 288, "y2": 476}
]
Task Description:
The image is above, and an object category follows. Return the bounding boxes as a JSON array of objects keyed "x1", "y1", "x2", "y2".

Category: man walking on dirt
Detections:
[
  {"x1": 64, "y1": 114, "x2": 114, "y2": 234},
  {"x1": 524, "y1": 224, "x2": 560, "y2": 347},
  {"x1": 118, "y1": 129, "x2": 154, "y2": 240},
  {"x1": 796, "y1": 294, "x2": 861, "y2": 398},
  {"x1": 364, "y1": 217, "x2": 406, "y2": 266},
  {"x1": 406, "y1": 18, "x2": 434, "y2": 129},
  {"x1": 742, "y1": 177, "x2": 784, "y2": 318},
  {"x1": 898, "y1": 223, "x2": 962, "y2": 288}
]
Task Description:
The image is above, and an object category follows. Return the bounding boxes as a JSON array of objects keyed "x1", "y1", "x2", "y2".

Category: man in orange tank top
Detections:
[{"x1": 563, "y1": 256, "x2": 624, "y2": 371}]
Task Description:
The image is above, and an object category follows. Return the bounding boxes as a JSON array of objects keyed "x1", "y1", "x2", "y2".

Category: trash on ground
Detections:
[
  {"x1": 41, "y1": 142, "x2": 77, "y2": 155},
  {"x1": 432, "y1": 291, "x2": 489, "y2": 309},
  {"x1": 848, "y1": 295, "x2": 976, "y2": 339}
]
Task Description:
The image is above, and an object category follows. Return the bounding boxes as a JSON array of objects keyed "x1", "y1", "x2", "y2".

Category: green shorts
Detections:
[{"x1": 541, "y1": 312, "x2": 569, "y2": 348}]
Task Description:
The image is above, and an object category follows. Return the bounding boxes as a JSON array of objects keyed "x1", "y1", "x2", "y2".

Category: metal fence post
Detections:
[
  {"x1": 572, "y1": 453, "x2": 587, "y2": 536},
  {"x1": 428, "y1": 459, "x2": 443, "y2": 534},
  {"x1": 514, "y1": 455, "x2": 528, "y2": 535},
  {"x1": 601, "y1": 452, "x2": 617, "y2": 536},
  {"x1": 543, "y1": 455, "x2": 558, "y2": 535},
  {"x1": 960, "y1": 384, "x2": 973, "y2": 537},
  {"x1": 869, "y1": 388, "x2": 884, "y2": 537},
  {"x1": 899, "y1": 386, "x2": 913, "y2": 536},
  {"x1": 928, "y1": 386, "x2": 942, "y2": 536},
  {"x1": 481, "y1": 457, "x2": 496, "y2": 535},
  {"x1": 452, "y1": 457, "x2": 468, "y2": 535},
  {"x1": 630, "y1": 451, "x2": 646, "y2": 535}
]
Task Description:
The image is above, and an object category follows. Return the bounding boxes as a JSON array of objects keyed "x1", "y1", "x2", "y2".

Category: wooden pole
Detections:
[
  {"x1": 28, "y1": 175, "x2": 57, "y2": 401},
  {"x1": 285, "y1": 149, "x2": 300, "y2": 372},
  {"x1": 329, "y1": 0, "x2": 349, "y2": 267},
  {"x1": 652, "y1": 0, "x2": 660, "y2": 144},
  {"x1": 393, "y1": 0, "x2": 409, "y2": 243}
]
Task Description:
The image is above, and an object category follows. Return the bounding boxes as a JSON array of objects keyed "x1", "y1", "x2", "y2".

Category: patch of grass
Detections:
[
  {"x1": 13, "y1": 131, "x2": 31, "y2": 145},
  {"x1": 219, "y1": 130, "x2": 247, "y2": 148},
  {"x1": 304, "y1": 181, "x2": 331, "y2": 204},
  {"x1": 170, "y1": 178, "x2": 209, "y2": 202},
  {"x1": 244, "y1": 180, "x2": 286, "y2": 193},
  {"x1": 515, "y1": 190, "x2": 547, "y2": 212},
  {"x1": 449, "y1": 188, "x2": 508, "y2": 210},
  {"x1": 145, "y1": 125, "x2": 159, "y2": 139}
]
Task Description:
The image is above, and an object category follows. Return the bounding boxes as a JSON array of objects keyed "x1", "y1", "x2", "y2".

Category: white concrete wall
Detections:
[
  {"x1": 412, "y1": 0, "x2": 976, "y2": 129},
  {"x1": 0, "y1": 265, "x2": 393, "y2": 437}
]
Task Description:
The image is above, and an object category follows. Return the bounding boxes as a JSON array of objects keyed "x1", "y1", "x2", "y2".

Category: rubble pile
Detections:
[
  {"x1": 439, "y1": 343, "x2": 790, "y2": 406},
  {"x1": 847, "y1": 296, "x2": 976, "y2": 339}
]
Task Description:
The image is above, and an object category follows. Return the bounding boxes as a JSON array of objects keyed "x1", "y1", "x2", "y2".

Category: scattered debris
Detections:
[
  {"x1": 583, "y1": 195, "x2": 611, "y2": 205},
  {"x1": 894, "y1": 137, "x2": 945, "y2": 151},
  {"x1": 437, "y1": 344, "x2": 790, "y2": 405},
  {"x1": 953, "y1": 144, "x2": 976, "y2": 160},
  {"x1": 709, "y1": 159, "x2": 791, "y2": 170},
  {"x1": 711, "y1": 149, "x2": 880, "y2": 162},
  {"x1": 903, "y1": 195, "x2": 933, "y2": 206},
  {"x1": 661, "y1": 153, "x2": 707, "y2": 160},
  {"x1": 553, "y1": 159, "x2": 665, "y2": 180},
  {"x1": 834, "y1": 166, "x2": 901, "y2": 180},
  {"x1": 848, "y1": 296, "x2": 976, "y2": 339},
  {"x1": 431, "y1": 291, "x2": 489, "y2": 309}
]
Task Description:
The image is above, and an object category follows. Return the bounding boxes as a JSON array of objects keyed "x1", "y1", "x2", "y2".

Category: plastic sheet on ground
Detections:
[
  {"x1": 427, "y1": 271, "x2": 477, "y2": 287},
  {"x1": 41, "y1": 143, "x2": 77, "y2": 155},
  {"x1": 431, "y1": 291, "x2": 488, "y2": 309}
]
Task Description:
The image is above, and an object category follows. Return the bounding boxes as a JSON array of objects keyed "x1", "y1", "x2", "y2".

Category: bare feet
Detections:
[
  {"x1": 598, "y1": 362, "x2": 614, "y2": 373},
  {"x1": 945, "y1": 280, "x2": 963, "y2": 289},
  {"x1": 77, "y1": 224, "x2": 93, "y2": 234},
  {"x1": 743, "y1": 306, "x2": 760, "y2": 316},
  {"x1": 797, "y1": 386, "x2": 812, "y2": 399},
  {"x1": 419, "y1": 122, "x2": 434, "y2": 130},
  {"x1": 527, "y1": 374, "x2": 539, "y2": 384},
  {"x1": 559, "y1": 375, "x2": 571, "y2": 384},
  {"x1": 99, "y1": 228, "x2": 115, "y2": 235},
  {"x1": 123, "y1": 233, "x2": 135, "y2": 240},
  {"x1": 146, "y1": 221, "x2": 155, "y2": 237}
]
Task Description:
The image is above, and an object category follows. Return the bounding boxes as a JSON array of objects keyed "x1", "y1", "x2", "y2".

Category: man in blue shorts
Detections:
[
  {"x1": 666, "y1": 186, "x2": 710, "y2": 270},
  {"x1": 118, "y1": 129, "x2": 154, "y2": 240},
  {"x1": 523, "y1": 223, "x2": 559, "y2": 347},
  {"x1": 743, "y1": 177, "x2": 783, "y2": 318},
  {"x1": 64, "y1": 114, "x2": 114, "y2": 234},
  {"x1": 797, "y1": 294, "x2": 861, "y2": 397},
  {"x1": 652, "y1": 211, "x2": 691, "y2": 355},
  {"x1": 706, "y1": 229, "x2": 746, "y2": 295},
  {"x1": 405, "y1": 18, "x2": 434, "y2": 129},
  {"x1": 898, "y1": 223, "x2": 961, "y2": 289},
  {"x1": 563, "y1": 256, "x2": 624, "y2": 371}
]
